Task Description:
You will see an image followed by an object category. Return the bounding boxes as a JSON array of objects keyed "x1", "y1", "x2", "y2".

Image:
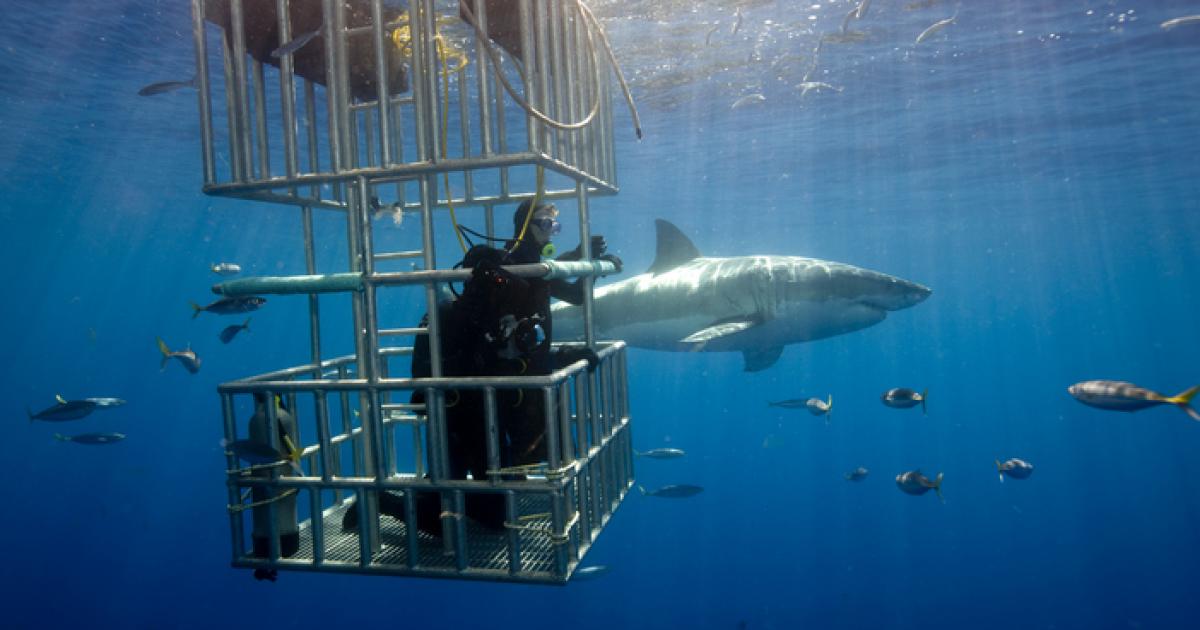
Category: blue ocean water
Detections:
[{"x1": 2, "y1": 1, "x2": 1199, "y2": 628}]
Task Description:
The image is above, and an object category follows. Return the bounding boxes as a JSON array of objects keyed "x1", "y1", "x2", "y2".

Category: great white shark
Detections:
[{"x1": 552, "y1": 219, "x2": 932, "y2": 372}]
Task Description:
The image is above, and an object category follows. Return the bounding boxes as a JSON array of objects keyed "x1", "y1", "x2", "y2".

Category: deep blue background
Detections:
[{"x1": 2, "y1": 1, "x2": 1199, "y2": 628}]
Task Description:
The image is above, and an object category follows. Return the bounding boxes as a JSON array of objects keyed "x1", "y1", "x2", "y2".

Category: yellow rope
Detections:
[
  {"x1": 227, "y1": 488, "x2": 298, "y2": 513},
  {"x1": 436, "y1": 35, "x2": 468, "y2": 254}
]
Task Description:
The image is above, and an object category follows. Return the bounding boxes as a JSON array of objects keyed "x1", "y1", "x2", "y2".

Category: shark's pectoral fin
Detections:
[
  {"x1": 742, "y1": 346, "x2": 784, "y2": 372},
  {"x1": 680, "y1": 320, "x2": 757, "y2": 349}
]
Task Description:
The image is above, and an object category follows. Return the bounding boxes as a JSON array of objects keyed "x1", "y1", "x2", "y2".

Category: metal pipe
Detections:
[
  {"x1": 459, "y1": 60, "x2": 474, "y2": 201},
  {"x1": 518, "y1": 0, "x2": 536, "y2": 154},
  {"x1": 304, "y1": 79, "x2": 319, "y2": 181},
  {"x1": 505, "y1": 490, "x2": 521, "y2": 574},
  {"x1": 322, "y1": 0, "x2": 343, "y2": 172},
  {"x1": 370, "y1": 0, "x2": 392, "y2": 166},
  {"x1": 263, "y1": 390, "x2": 283, "y2": 560},
  {"x1": 484, "y1": 388, "x2": 500, "y2": 482},
  {"x1": 275, "y1": 0, "x2": 299, "y2": 179},
  {"x1": 409, "y1": 0, "x2": 432, "y2": 162},
  {"x1": 314, "y1": 390, "x2": 334, "y2": 482},
  {"x1": 228, "y1": 0, "x2": 254, "y2": 179},
  {"x1": 191, "y1": 0, "x2": 216, "y2": 185},
  {"x1": 198, "y1": 151, "x2": 618, "y2": 194},
  {"x1": 219, "y1": 31, "x2": 243, "y2": 181},
  {"x1": 404, "y1": 489, "x2": 420, "y2": 568},
  {"x1": 548, "y1": 0, "x2": 564, "y2": 160},
  {"x1": 309, "y1": 488, "x2": 325, "y2": 564},
  {"x1": 252, "y1": 61, "x2": 271, "y2": 178},
  {"x1": 453, "y1": 490, "x2": 468, "y2": 571},
  {"x1": 301, "y1": 204, "x2": 323, "y2": 371},
  {"x1": 473, "y1": 0, "x2": 494, "y2": 158},
  {"x1": 564, "y1": 5, "x2": 581, "y2": 169},
  {"x1": 542, "y1": 386, "x2": 561, "y2": 473},
  {"x1": 221, "y1": 392, "x2": 244, "y2": 559}
]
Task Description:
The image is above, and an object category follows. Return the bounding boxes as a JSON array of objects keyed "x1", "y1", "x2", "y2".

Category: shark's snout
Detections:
[{"x1": 860, "y1": 276, "x2": 932, "y2": 311}]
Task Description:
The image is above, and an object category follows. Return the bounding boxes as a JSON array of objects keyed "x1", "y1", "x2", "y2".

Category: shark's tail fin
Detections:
[{"x1": 1165, "y1": 385, "x2": 1200, "y2": 421}]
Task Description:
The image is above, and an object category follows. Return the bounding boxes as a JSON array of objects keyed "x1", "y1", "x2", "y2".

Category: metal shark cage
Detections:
[{"x1": 189, "y1": 0, "x2": 634, "y2": 584}]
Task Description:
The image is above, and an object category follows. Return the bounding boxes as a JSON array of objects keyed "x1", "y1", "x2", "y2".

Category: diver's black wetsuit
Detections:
[{"x1": 345, "y1": 236, "x2": 607, "y2": 537}]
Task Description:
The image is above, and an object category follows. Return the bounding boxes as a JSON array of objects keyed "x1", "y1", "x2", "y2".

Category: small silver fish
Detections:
[
  {"x1": 55, "y1": 432, "x2": 126, "y2": 445},
  {"x1": 84, "y1": 397, "x2": 127, "y2": 408},
  {"x1": 916, "y1": 15, "x2": 956, "y2": 44},
  {"x1": 895, "y1": 469, "x2": 943, "y2": 501},
  {"x1": 882, "y1": 388, "x2": 927, "y2": 414},
  {"x1": 797, "y1": 81, "x2": 843, "y2": 97},
  {"x1": 845, "y1": 467, "x2": 869, "y2": 482},
  {"x1": 137, "y1": 76, "x2": 197, "y2": 96},
  {"x1": 190, "y1": 296, "x2": 266, "y2": 319},
  {"x1": 573, "y1": 565, "x2": 610, "y2": 580},
  {"x1": 219, "y1": 318, "x2": 252, "y2": 344},
  {"x1": 27, "y1": 396, "x2": 98, "y2": 422},
  {"x1": 635, "y1": 447, "x2": 686, "y2": 459},
  {"x1": 995, "y1": 458, "x2": 1033, "y2": 482},
  {"x1": 731, "y1": 93, "x2": 766, "y2": 110},
  {"x1": 638, "y1": 484, "x2": 704, "y2": 499},
  {"x1": 271, "y1": 27, "x2": 323, "y2": 58},
  {"x1": 211, "y1": 262, "x2": 242, "y2": 276},
  {"x1": 157, "y1": 337, "x2": 201, "y2": 374},
  {"x1": 1067, "y1": 380, "x2": 1200, "y2": 421},
  {"x1": 1161, "y1": 15, "x2": 1200, "y2": 30}
]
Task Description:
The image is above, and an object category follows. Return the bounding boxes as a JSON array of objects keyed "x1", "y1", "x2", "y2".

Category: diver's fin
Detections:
[
  {"x1": 742, "y1": 346, "x2": 784, "y2": 372},
  {"x1": 56, "y1": 394, "x2": 67, "y2": 405},
  {"x1": 1165, "y1": 385, "x2": 1200, "y2": 421},
  {"x1": 996, "y1": 460, "x2": 1004, "y2": 483},
  {"x1": 189, "y1": 302, "x2": 203, "y2": 319},
  {"x1": 681, "y1": 320, "x2": 757, "y2": 347},
  {"x1": 647, "y1": 219, "x2": 702, "y2": 274}
]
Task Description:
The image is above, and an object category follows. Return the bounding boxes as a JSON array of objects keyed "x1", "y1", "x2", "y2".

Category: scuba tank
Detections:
[{"x1": 248, "y1": 395, "x2": 300, "y2": 558}]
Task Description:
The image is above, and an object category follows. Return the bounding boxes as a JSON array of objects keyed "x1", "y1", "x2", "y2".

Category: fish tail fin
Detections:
[
  {"x1": 243, "y1": 317, "x2": 252, "y2": 331},
  {"x1": 190, "y1": 302, "x2": 203, "y2": 319},
  {"x1": 844, "y1": 473, "x2": 852, "y2": 481},
  {"x1": 637, "y1": 485, "x2": 647, "y2": 496},
  {"x1": 921, "y1": 389, "x2": 928, "y2": 416},
  {"x1": 995, "y1": 459, "x2": 1004, "y2": 483},
  {"x1": 156, "y1": 337, "x2": 170, "y2": 371},
  {"x1": 933, "y1": 472, "x2": 945, "y2": 503},
  {"x1": 26, "y1": 406, "x2": 34, "y2": 423},
  {"x1": 633, "y1": 450, "x2": 643, "y2": 457},
  {"x1": 54, "y1": 433, "x2": 70, "y2": 442},
  {"x1": 1166, "y1": 385, "x2": 1200, "y2": 421},
  {"x1": 827, "y1": 395, "x2": 833, "y2": 418}
]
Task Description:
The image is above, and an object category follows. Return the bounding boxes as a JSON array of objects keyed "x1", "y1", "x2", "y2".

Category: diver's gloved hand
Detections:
[
  {"x1": 556, "y1": 345, "x2": 601, "y2": 371},
  {"x1": 598, "y1": 253, "x2": 623, "y2": 274},
  {"x1": 559, "y1": 235, "x2": 608, "y2": 261}
]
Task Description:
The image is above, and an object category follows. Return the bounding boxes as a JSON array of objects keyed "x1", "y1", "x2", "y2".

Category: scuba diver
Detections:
[
  {"x1": 248, "y1": 392, "x2": 299, "y2": 582},
  {"x1": 343, "y1": 200, "x2": 621, "y2": 537}
]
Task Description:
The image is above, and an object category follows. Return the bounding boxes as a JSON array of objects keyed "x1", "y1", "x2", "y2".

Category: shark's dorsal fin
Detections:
[
  {"x1": 742, "y1": 346, "x2": 783, "y2": 372},
  {"x1": 647, "y1": 219, "x2": 701, "y2": 275}
]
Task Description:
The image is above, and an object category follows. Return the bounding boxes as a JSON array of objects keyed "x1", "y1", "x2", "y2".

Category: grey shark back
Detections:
[{"x1": 552, "y1": 219, "x2": 931, "y2": 372}]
